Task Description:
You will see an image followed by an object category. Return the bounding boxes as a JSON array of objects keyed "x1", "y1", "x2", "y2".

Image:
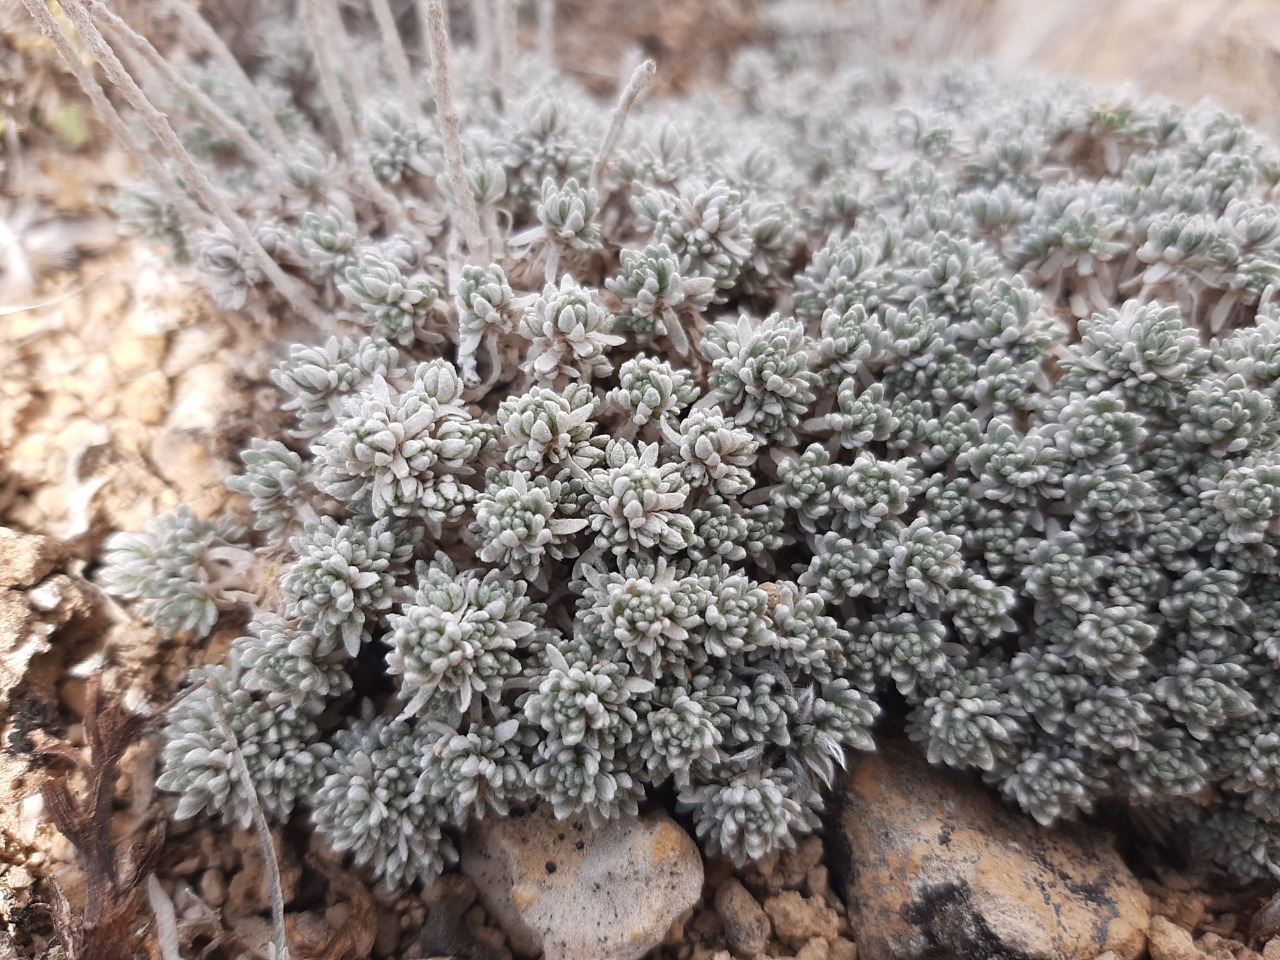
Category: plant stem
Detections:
[
  {"x1": 537, "y1": 0, "x2": 556, "y2": 64},
  {"x1": 494, "y1": 0, "x2": 517, "y2": 113},
  {"x1": 591, "y1": 58, "x2": 657, "y2": 197},
  {"x1": 211, "y1": 689, "x2": 291, "y2": 960},
  {"x1": 56, "y1": 0, "x2": 327, "y2": 325},
  {"x1": 425, "y1": 0, "x2": 488, "y2": 262},
  {"x1": 92, "y1": 1, "x2": 277, "y2": 172},
  {"x1": 301, "y1": 0, "x2": 416, "y2": 237},
  {"x1": 370, "y1": 0, "x2": 421, "y2": 112},
  {"x1": 160, "y1": 0, "x2": 291, "y2": 154},
  {"x1": 18, "y1": 0, "x2": 207, "y2": 232}
]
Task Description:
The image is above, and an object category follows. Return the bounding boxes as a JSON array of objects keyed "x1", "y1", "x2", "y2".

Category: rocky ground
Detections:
[{"x1": 6, "y1": 2, "x2": 1280, "y2": 959}]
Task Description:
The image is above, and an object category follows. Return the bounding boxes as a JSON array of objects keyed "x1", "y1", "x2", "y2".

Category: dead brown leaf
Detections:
[{"x1": 38, "y1": 677, "x2": 160, "y2": 960}]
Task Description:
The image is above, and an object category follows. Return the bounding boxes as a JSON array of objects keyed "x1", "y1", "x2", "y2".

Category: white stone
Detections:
[{"x1": 462, "y1": 806, "x2": 704, "y2": 960}]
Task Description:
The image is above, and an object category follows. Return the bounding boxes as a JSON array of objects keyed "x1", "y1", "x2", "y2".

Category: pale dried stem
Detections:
[
  {"x1": 370, "y1": 0, "x2": 420, "y2": 112},
  {"x1": 93, "y1": 1, "x2": 277, "y2": 172},
  {"x1": 146, "y1": 875, "x2": 182, "y2": 960},
  {"x1": 210, "y1": 690, "x2": 291, "y2": 960},
  {"x1": 18, "y1": 0, "x2": 208, "y2": 232},
  {"x1": 471, "y1": 0, "x2": 494, "y2": 78},
  {"x1": 590, "y1": 58, "x2": 657, "y2": 196},
  {"x1": 414, "y1": 0, "x2": 446, "y2": 65},
  {"x1": 494, "y1": 0, "x2": 517, "y2": 112},
  {"x1": 301, "y1": 0, "x2": 361, "y2": 152},
  {"x1": 2, "y1": 121, "x2": 22, "y2": 195},
  {"x1": 159, "y1": 0, "x2": 291, "y2": 154},
  {"x1": 537, "y1": 0, "x2": 556, "y2": 64},
  {"x1": 318, "y1": 0, "x2": 368, "y2": 108},
  {"x1": 301, "y1": 0, "x2": 416, "y2": 237},
  {"x1": 426, "y1": 0, "x2": 488, "y2": 262},
  {"x1": 55, "y1": 0, "x2": 326, "y2": 325}
]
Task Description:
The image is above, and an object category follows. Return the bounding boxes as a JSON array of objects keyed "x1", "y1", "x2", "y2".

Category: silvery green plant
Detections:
[
  {"x1": 100, "y1": 508, "x2": 248, "y2": 638},
  {"x1": 76, "y1": 0, "x2": 1280, "y2": 890}
]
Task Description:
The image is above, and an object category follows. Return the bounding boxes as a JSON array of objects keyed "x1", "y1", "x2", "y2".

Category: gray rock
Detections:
[
  {"x1": 461, "y1": 805, "x2": 703, "y2": 960},
  {"x1": 833, "y1": 742, "x2": 1150, "y2": 960}
]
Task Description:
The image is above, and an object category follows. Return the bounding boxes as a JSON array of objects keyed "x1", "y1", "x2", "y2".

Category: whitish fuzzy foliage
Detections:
[
  {"x1": 90, "y1": 0, "x2": 1280, "y2": 892},
  {"x1": 310, "y1": 712, "x2": 457, "y2": 891},
  {"x1": 101, "y1": 507, "x2": 247, "y2": 638}
]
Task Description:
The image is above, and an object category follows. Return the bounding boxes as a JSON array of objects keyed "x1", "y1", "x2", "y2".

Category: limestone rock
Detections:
[
  {"x1": 0, "y1": 528, "x2": 60, "y2": 589},
  {"x1": 118, "y1": 369, "x2": 171, "y2": 427},
  {"x1": 461, "y1": 805, "x2": 703, "y2": 960},
  {"x1": 834, "y1": 743, "x2": 1150, "y2": 960},
  {"x1": 1, "y1": 569, "x2": 100, "y2": 717},
  {"x1": 715, "y1": 878, "x2": 771, "y2": 957}
]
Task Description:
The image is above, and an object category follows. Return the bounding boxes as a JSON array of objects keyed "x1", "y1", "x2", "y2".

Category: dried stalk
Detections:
[
  {"x1": 537, "y1": 0, "x2": 556, "y2": 64},
  {"x1": 494, "y1": 0, "x2": 517, "y2": 112},
  {"x1": 159, "y1": 0, "x2": 292, "y2": 154},
  {"x1": 300, "y1": 0, "x2": 416, "y2": 237},
  {"x1": 370, "y1": 0, "x2": 421, "y2": 112},
  {"x1": 38, "y1": 678, "x2": 162, "y2": 960},
  {"x1": 18, "y1": 0, "x2": 207, "y2": 232},
  {"x1": 591, "y1": 58, "x2": 657, "y2": 196},
  {"x1": 318, "y1": 0, "x2": 368, "y2": 109},
  {"x1": 301, "y1": 0, "x2": 362, "y2": 150},
  {"x1": 471, "y1": 0, "x2": 494, "y2": 79},
  {"x1": 92, "y1": 0, "x2": 277, "y2": 172},
  {"x1": 426, "y1": 0, "x2": 488, "y2": 262},
  {"x1": 146, "y1": 875, "x2": 182, "y2": 960},
  {"x1": 415, "y1": 0, "x2": 446, "y2": 66},
  {"x1": 55, "y1": 0, "x2": 327, "y2": 326},
  {"x1": 211, "y1": 688, "x2": 292, "y2": 960}
]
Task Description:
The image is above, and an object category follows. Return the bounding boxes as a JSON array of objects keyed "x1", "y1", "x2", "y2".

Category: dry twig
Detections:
[{"x1": 210, "y1": 684, "x2": 292, "y2": 960}]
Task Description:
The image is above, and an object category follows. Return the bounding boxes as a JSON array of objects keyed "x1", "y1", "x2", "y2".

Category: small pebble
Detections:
[
  {"x1": 374, "y1": 902, "x2": 402, "y2": 958},
  {"x1": 26, "y1": 580, "x2": 63, "y2": 611},
  {"x1": 805, "y1": 864, "x2": 833, "y2": 902},
  {"x1": 325, "y1": 902, "x2": 351, "y2": 932},
  {"x1": 199, "y1": 868, "x2": 226, "y2": 909},
  {"x1": 714, "y1": 878, "x2": 771, "y2": 957},
  {"x1": 1149, "y1": 916, "x2": 1200, "y2": 960},
  {"x1": 58, "y1": 678, "x2": 87, "y2": 718},
  {"x1": 763, "y1": 891, "x2": 839, "y2": 947},
  {"x1": 795, "y1": 936, "x2": 831, "y2": 960}
]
